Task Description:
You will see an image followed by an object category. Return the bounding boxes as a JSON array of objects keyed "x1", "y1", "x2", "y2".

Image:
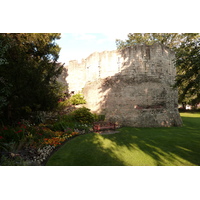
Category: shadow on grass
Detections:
[
  {"x1": 47, "y1": 114, "x2": 200, "y2": 166},
  {"x1": 102, "y1": 116, "x2": 200, "y2": 166},
  {"x1": 46, "y1": 133, "x2": 127, "y2": 166}
]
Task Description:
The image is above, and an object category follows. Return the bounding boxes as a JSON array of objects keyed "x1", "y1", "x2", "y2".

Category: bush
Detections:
[
  {"x1": 52, "y1": 112, "x2": 92, "y2": 133},
  {"x1": 52, "y1": 120, "x2": 73, "y2": 132},
  {"x1": 56, "y1": 100, "x2": 72, "y2": 111},
  {"x1": 0, "y1": 154, "x2": 30, "y2": 166},
  {"x1": 93, "y1": 114, "x2": 105, "y2": 122},
  {"x1": 52, "y1": 114, "x2": 76, "y2": 131},
  {"x1": 55, "y1": 93, "x2": 86, "y2": 112},
  {"x1": 72, "y1": 107, "x2": 94, "y2": 125},
  {"x1": 69, "y1": 93, "x2": 86, "y2": 105}
]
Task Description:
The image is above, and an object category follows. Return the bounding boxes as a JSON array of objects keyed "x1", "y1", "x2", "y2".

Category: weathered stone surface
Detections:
[{"x1": 62, "y1": 43, "x2": 182, "y2": 127}]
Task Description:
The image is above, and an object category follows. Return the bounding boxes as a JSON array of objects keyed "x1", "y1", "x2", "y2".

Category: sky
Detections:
[{"x1": 56, "y1": 33, "x2": 128, "y2": 65}]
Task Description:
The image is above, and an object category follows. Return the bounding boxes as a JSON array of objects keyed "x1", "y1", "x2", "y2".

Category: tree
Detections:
[
  {"x1": 0, "y1": 33, "x2": 64, "y2": 122},
  {"x1": 174, "y1": 38, "x2": 200, "y2": 108},
  {"x1": 116, "y1": 33, "x2": 200, "y2": 107},
  {"x1": 0, "y1": 35, "x2": 12, "y2": 115},
  {"x1": 116, "y1": 33, "x2": 199, "y2": 50}
]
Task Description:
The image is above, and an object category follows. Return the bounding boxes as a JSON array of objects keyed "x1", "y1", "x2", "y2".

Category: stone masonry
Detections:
[{"x1": 62, "y1": 43, "x2": 182, "y2": 127}]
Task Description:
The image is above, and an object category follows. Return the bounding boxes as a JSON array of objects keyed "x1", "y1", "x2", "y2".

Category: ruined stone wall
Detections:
[
  {"x1": 65, "y1": 50, "x2": 119, "y2": 93},
  {"x1": 63, "y1": 43, "x2": 182, "y2": 127},
  {"x1": 64, "y1": 60, "x2": 86, "y2": 93}
]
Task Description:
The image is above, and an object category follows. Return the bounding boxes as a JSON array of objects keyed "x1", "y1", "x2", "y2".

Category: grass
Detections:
[{"x1": 46, "y1": 112, "x2": 200, "y2": 166}]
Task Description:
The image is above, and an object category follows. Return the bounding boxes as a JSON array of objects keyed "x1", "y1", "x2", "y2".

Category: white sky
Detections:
[{"x1": 57, "y1": 33, "x2": 128, "y2": 65}]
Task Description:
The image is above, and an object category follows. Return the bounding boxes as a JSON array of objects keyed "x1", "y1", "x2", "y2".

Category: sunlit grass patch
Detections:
[{"x1": 46, "y1": 112, "x2": 200, "y2": 166}]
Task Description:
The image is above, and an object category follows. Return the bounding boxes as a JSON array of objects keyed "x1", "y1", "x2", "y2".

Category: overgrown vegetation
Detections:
[{"x1": 69, "y1": 93, "x2": 86, "y2": 105}]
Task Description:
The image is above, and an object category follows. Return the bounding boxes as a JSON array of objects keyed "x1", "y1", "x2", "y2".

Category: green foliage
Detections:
[
  {"x1": 0, "y1": 154, "x2": 30, "y2": 166},
  {"x1": 52, "y1": 110, "x2": 92, "y2": 132},
  {"x1": 0, "y1": 35, "x2": 10, "y2": 65},
  {"x1": 52, "y1": 114, "x2": 75, "y2": 131},
  {"x1": 0, "y1": 125, "x2": 26, "y2": 144},
  {"x1": 31, "y1": 111, "x2": 49, "y2": 124},
  {"x1": 174, "y1": 38, "x2": 200, "y2": 107},
  {"x1": 0, "y1": 36, "x2": 12, "y2": 114},
  {"x1": 69, "y1": 93, "x2": 86, "y2": 105},
  {"x1": 93, "y1": 113, "x2": 105, "y2": 121},
  {"x1": 57, "y1": 100, "x2": 71, "y2": 111},
  {"x1": 56, "y1": 93, "x2": 86, "y2": 112},
  {"x1": 116, "y1": 33, "x2": 199, "y2": 50},
  {"x1": 0, "y1": 77, "x2": 12, "y2": 113},
  {"x1": 0, "y1": 33, "x2": 64, "y2": 123},
  {"x1": 72, "y1": 107, "x2": 94, "y2": 124}
]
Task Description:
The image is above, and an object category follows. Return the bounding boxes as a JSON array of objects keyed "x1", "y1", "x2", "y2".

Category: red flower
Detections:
[
  {"x1": 20, "y1": 124, "x2": 26, "y2": 129},
  {"x1": 3, "y1": 126, "x2": 8, "y2": 130},
  {"x1": 16, "y1": 130, "x2": 22, "y2": 133},
  {"x1": 0, "y1": 136, "x2": 3, "y2": 139}
]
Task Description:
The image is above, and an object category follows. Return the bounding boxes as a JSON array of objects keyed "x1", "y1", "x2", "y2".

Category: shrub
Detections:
[
  {"x1": 52, "y1": 120, "x2": 71, "y2": 132},
  {"x1": 56, "y1": 100, "x2": 72, "y2": 111},
  {"x1": 93, "y1": 114, "x2": 105, "y2": 122},
  {"x1": 69, "y1": 93, "x2": 86, "y2": 105},
  {"x1": 31, "y1": 111, "x2": 56, "y2": 125},
  {"x1": 52, "y1": 112, "x2": 91, "y2": 132},
  {"x1": 0, "y1": 154, "x2": 30, "y2": 166},
  {"x1": 72, "y1": 107, "x2": 94, "y2": 125},
  {"x1": 56, "y1": 93, "x2": 86, "y2": 112},
  {"x1": 52, "y1": 114, "x2": 76, "y2": 131}
]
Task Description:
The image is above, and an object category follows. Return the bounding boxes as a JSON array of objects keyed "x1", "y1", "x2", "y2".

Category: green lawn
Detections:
[{"x1": 46, "y1": 112, "x2": 200, "y2": 166}]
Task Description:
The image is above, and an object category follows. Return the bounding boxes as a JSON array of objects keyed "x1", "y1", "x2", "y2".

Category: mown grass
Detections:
[{"x1": 46, "y1": 112, "x2": 200, "y2": 166}]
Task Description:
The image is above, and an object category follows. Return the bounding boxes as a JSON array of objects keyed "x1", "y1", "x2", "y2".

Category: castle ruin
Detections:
[{"x1": 61, "y1": 43, "x2": 182, "y2": 127}]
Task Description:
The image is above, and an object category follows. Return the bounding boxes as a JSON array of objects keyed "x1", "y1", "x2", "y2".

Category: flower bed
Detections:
[
  {"x1": 0, "y1": 107, "x2": 100, "y2": 165},
  {"x1": 0, "y1": 122, "x2": 89, "y2": 166}
]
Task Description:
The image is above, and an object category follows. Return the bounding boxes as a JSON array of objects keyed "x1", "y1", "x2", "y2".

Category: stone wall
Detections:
[
  {"x1": 64, "y1": 50, "x2": 120, "y2": 93},
  {"x1": 63, "y1": 43, "x2": 182, "y2": 127}
]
